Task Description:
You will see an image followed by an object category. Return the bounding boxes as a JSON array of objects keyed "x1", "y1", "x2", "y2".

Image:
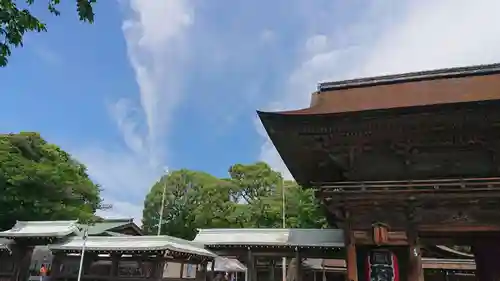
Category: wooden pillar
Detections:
[
  {"x1": 210, "y1": 258, "x2": 215, "y2": 281},
  {"x1": 82, "y1": 252, "x2": 97, "y2": 276},
  {"x1": 11, "y1": 244, "x2": 33, "y2": 281},
  {"x1": 345, "y1": 243, "x2": 357, "y2": 281},
  {"x1": 110, "y1": 254, "x2": 120, "y2": 277},
  {"x1": 181, "y1": 262, "x2": 185, "y2": 279},
  {"x1": 50, "y1": 253, "x2": 63, "y2": 278},
  {"x1": 473, "y1": 237, "x2": 500, "y2": 281},
  {"x1": 269, "y1": 259, "x2": 275, "y2": 281},
  {"x1": 157, "y1": 255, "x2": 167, "y2": 280},
  {"x1": 407, "y1": 205, "x2": 423, "y2": 281},
  {"x1": 247, "y1": 247, "x2": 256, "y2": 281},
  {"x1": 199, "y1": 261, "x2": 208, "y2": 281},
  {"x1": 407, "y1": 243, "x2": 423, "y2": 281},
  {"x1": 294, "y1": 248, "x2": 302, "y2": 281},
  {"x1": 344, "y1": 211, "x2": 358, "y2": 281}
]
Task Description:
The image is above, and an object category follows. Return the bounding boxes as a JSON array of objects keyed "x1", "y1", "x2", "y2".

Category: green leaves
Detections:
[
  {"x1": 76, "y1": 0, "x2": 95, "y2": 23},
  {"x1": 141, "y1": 162, "x2": 328, "y2": 239},
  {"x1": 142, "y1": 170, "x2": 232, "y2": 239},
  {"x1": 0, "y1": 132, "x2": 104, "y2": 230},
  {"x1": 0, "y1": 0, "x2": 97, "y2": 67}
]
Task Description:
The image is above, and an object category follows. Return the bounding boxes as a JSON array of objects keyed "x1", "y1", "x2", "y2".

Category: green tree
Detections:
[
  {"x1": 0, "y1": 0, "x2": 96, "y2": 67},
  {"x1": 142, "y1": 169, "x2": 235, "y2": 239},
  {"x1": 0, "y1": 132, "x2": 105, "y2": 230},
  {"x1": 228, "y1": 162, "x2": 281, "y2": 203},
  {"x1": 141, "y1": 163, "x2": 329, "y2": 239},
  {"x1": 228, "y1": 162, "x2": 327, "y2": 228},
  {"x1": 280, "y1": 181, "x2": 328, "y2": 228}
]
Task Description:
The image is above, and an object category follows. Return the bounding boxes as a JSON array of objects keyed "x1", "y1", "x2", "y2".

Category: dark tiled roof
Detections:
[{"x1": 318, "y1": 63, "x2": 500, "y2": 91}]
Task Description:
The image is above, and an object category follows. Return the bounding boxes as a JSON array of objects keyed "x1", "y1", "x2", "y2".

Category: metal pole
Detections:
[
  {"x1": 282, "y1": 179, "x2": 286, "y2": 281},
  {"x1": 76, "y1": 226, "x2": 88, "y2": 281},
  {"x1": 157, "y1": 168, "x2": 169, "y2": 236}
]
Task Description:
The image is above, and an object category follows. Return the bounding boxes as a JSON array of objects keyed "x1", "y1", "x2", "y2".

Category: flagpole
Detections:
[
  {"x1": 282, "y1": 179, "x2": 286, "y2": 281},
  {"x1": 76, "y1": 226, "x2": 88, "y2": 281},
  {"x1": 157, "y1": 167, "x2": 169, "y2": 236}
]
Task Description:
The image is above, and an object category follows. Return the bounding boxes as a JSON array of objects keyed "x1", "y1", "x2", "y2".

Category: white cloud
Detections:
[
  {"x1": 260, "y1": 29, "x2": 276, "y2": 44},
  {"x1": 72, "y1": 0, "x2": 195, "y2": 224},
  {"x1": 258, "y1": 0, "x2": 500, "y2": 179},
  {"x1": 119, "y1": 0, "x2": 194, "y2": 165},
  {"x1": 72, "y1": 146, "x2": 161, "y2": 225}
]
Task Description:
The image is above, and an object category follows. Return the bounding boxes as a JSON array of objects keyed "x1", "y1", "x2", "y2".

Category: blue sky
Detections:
[{"x1": 2, "y1": 0, "x2": 500, "y2": 223}]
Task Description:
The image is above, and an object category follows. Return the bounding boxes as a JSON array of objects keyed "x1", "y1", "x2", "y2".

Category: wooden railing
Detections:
[{"x1": 314, "y1": 177, "x2": 500, "y2": 193}]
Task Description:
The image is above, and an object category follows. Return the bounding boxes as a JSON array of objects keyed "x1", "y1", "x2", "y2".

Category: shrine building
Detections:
[{"x1": 258, "y1": 63, "x2": 500, "y2": 281}]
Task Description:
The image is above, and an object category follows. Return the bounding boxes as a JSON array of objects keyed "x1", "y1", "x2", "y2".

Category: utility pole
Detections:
[
  {"x1": 157, "y1": 167, "x2": 169, "y2": 236},
  {"x1": 282, "y1": 179, "x2": 287, "y2": 281},
  {"x1": 76, "y1": 226, "x2": 88, "y2": 281}
]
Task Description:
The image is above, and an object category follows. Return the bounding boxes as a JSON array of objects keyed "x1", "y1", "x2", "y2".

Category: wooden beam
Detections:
[
  {"x1": 353, "y1": 230, "x2": 408, "y2": 245},
  {"x1": 419, "y1": 224, "x2": 500, "y2": 233}
]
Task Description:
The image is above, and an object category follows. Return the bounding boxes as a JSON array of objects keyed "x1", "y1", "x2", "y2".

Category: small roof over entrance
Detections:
[
  {"x1": 48, "y1": 235, "x2": 217, "y2": 258},
  {"x1": 83, "y1": 218, "x2": 143, "y2": 236},
  {"x1": 0, "y1": 220, "x2": 78, "y2": 238},
  {"x1": 208, "y1": 257, "x2": 247, "y2": 272},
  {"x1": 194, "y1": 228, "x2": 344, "y2": 248}
]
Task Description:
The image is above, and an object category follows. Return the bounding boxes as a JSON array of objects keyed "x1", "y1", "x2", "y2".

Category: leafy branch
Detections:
[{"x1": 0, "y1": 0, "x2": 96, "y2": 67}]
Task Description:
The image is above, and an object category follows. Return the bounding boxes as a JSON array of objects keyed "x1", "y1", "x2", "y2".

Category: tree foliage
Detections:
[
  {"x1": 142, "y1": 162, "x2": 328, "y2": 239},
  {"x1": 0, "y1": 132, "x2": 104, "y2": 230},
  {"x1": 0, "y1": 0, "x2": 96, "y2": 67},
  {"x1": 142, "y1": 169, "x2": 234, "y2": 239}
]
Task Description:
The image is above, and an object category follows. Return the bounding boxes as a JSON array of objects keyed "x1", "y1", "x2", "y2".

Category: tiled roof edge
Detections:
[{"x1": 318, "y1": 63, "x2": 500, "y2": 91}]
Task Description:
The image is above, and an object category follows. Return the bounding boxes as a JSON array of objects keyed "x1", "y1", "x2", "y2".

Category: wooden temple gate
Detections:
[
  {"x1": 194, "y1": 229, "x2": 477, "y2": 281},
  {"x1": 258, "y1": 63, "x2": 500, "y2": 281}
]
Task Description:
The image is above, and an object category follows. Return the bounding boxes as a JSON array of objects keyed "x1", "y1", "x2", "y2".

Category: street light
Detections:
[
  {"x1": 76, "y1": 225, "x2": 88, "y2": 281},
  {"x1": 157, "y1": 167, "x2": 169, "y2": 236}
]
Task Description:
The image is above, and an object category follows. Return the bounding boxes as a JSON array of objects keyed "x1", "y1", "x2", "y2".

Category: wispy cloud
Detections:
[
  {"x1": 119, "y1": 0, "x2": 194, "y2": 165},
  {"x1": 258, "y1": 0, "x2": 500, "y2": 178},
  {"x1": 71, "y1": 145, "x2": 161, "y2": 225},
  {"x1": 72, "y1": 0, "x2": 195, "y2": 223},
  {"x1": 33, "y1": 44, "x2": 63, "y2": 66}
]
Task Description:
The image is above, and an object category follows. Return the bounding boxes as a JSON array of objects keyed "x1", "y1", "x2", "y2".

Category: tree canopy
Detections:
[
  {"x1": 0, "y1": 132, "x2": 104, "y2": 230},
  {"x1": 0, "y1": 0, "x2": 96, "y2": 67},
  {"x1": 141, "y1": 162, "x2": 328, "y2": 239}
]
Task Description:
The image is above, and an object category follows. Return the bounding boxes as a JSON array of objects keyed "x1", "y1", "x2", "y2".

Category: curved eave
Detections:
[
  {"x1": 257, "y1": 107, "x2": 318, "y2": 116},
  {"x1": 258, "y1": 100, "x2": 500, "y2": 184},
  {"x1": 257, "y1": 110, "x2": 315, "y2": 185},
  {"x1": 258, "y1": 109, "x2": 364, "y2": 184}
]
